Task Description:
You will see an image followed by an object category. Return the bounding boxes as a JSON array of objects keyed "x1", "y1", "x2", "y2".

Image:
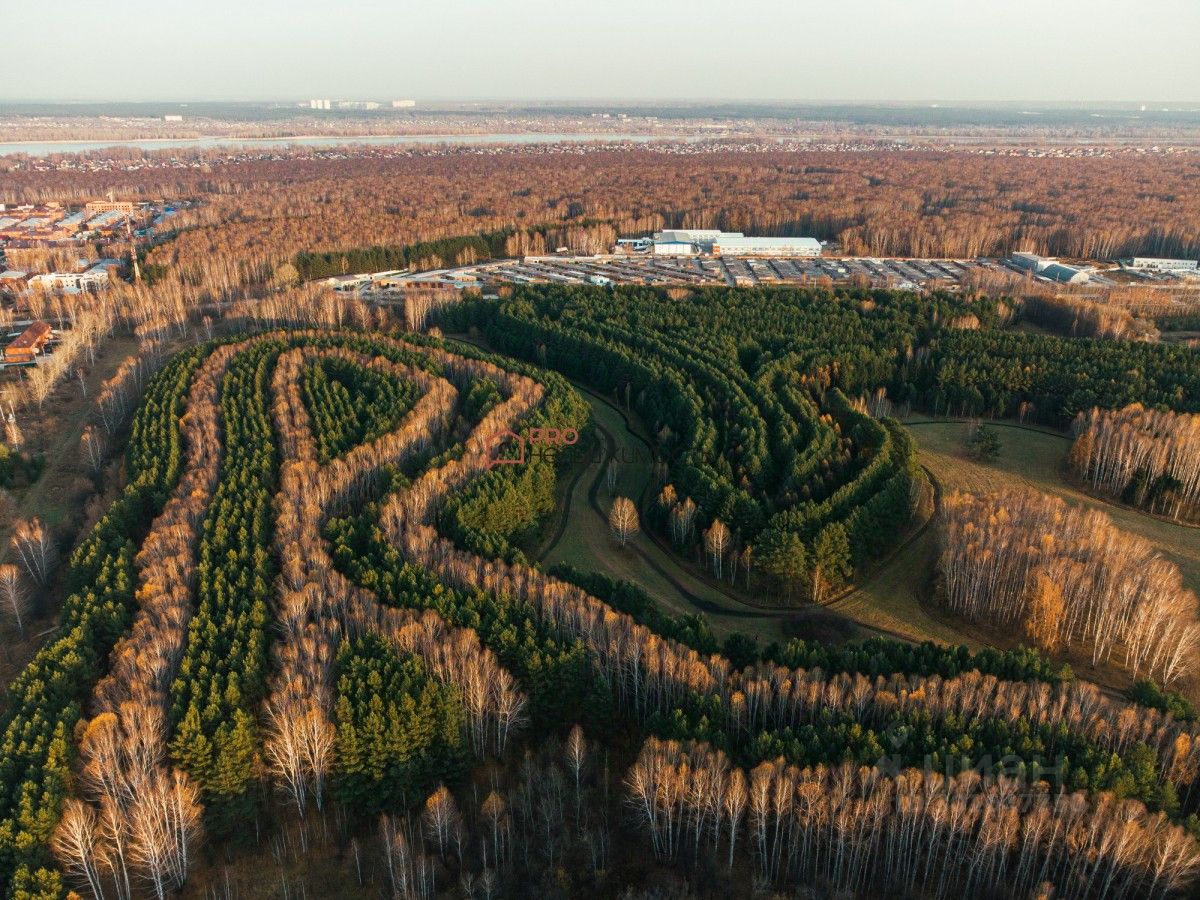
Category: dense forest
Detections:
[
  {"x1": 456, "y1": 284, "x2": 941, "y2": 597},
  {"x1": 6, "y1": 148, "x2": 1200, "y2": 283},
  {"x1": 2, "y1": 325, "x2": 1195, "y2": 898},
  {"x1": 911, "y1": 329, "x2": 1200, "y2": 424},
  {"x1": 442, "y1": 284, "x2": 1200, "y2": 595}
]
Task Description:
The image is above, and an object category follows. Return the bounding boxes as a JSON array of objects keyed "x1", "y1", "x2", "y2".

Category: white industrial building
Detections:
[
  {"x1": 653, "y1": 229, "x2": 740, "y2": 247},
  {"x1": 1009, "y1": 251, "x2": 1089, "y2": 284},
  {"x1": 27, "y1": 260, "x2": 119, "y2": 293},
  {"x1": 1039, "y1": 263, "x2": 1090, "y2": 284},
  {"x1": 1010, "y1": 251, "x2": 1050, "y2": 272},
  {"x1": 652, "y1": 241, "x2": 699, "y2": 256},
  {"x1": 1126, "y1": 257, "x2": 1198, "y2": 272},
  {"x1": 650, "y1": 229, "x2": 821, "y2": 257},
  {"x1": 711, "y1": 236, "x2": 822, "y2": 257},
  {"x1": 29, "y1": 270, "x2": 105, "y2": 292}
]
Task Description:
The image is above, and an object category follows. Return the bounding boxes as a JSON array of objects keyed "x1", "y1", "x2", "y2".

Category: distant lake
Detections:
[{"x1": 0, "y1": 132, "x2": 689, "y2": 157}]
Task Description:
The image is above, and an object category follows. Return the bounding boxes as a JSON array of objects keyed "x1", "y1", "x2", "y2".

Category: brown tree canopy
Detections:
[{"x1": 6, "y1": 147, "x2": 1198, "y2": 276}]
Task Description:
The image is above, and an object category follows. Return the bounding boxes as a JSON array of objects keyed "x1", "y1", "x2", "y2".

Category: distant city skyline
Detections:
[{"x1": 4, "y1": 0, "x2": 1198, "y2": 104}]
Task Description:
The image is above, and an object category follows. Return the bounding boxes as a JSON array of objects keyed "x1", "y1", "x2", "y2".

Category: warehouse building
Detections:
[
  {"x1": 711, "y1": 236, "x2": 822, "y2": 257},
  {"x1": 652, "y1": 241, "x2": 698, "y2": 256},
  {"x1": 1126, "y1": 257, "x2": 1199, "y2": 272},
  {"x1": 650, "y1": 229, "x2": 821, "y2": 257},
  {"x1": 1009, "y1": 251, "x2": 1089, "y2": 283},
  {"x1": 1010, "y1": 251, "x2": 1051, "y2": 272},
  {"x1": 1038, "y1": 262, "x2": 1090, "y2": 284},
  {"x1": 56, "y1": 212, "x2": 85, "y2": 232},
  {"x1": 653, "y1": 229, "x2": 740, "y2": 247},
  {"x1": 85, "y1": 210, "x2": 127, "y2": 231}
]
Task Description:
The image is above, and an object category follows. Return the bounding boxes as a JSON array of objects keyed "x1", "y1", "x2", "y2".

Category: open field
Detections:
[
  {"x1": 826, "y1": 418, "x2": 1200, "y2": 696},
  {"x1": 540, "y1": 384, "x2": 792, "y2": 646},
  {"x1": 909, "y1": 419, "x2": 1200, "y2": 592},
  {"x1": 821, "y1": 471, "x2": 965, "y2": 645}
]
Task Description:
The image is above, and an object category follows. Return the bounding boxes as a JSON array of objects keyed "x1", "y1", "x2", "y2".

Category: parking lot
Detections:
[{"x1": 397, "y1": 254, "x2": 1011, "y2": 291}]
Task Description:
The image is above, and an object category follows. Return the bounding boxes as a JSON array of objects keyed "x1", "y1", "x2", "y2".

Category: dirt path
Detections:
[
  {"x1": 447, "y1": 334, "x2": 1197, "y2": 665},
  {"x1": 450, "y1": 335, "x2": 940, "y2": 647},
  {"x1": 1, "y1": 332, "x2": 142, "y2": 561},
  {"x1": 540, "y1": 384, "x2": 791, "y2": 644},
  {"x1": 0, "y1": 332, "x2": 142, "y2": 689}
]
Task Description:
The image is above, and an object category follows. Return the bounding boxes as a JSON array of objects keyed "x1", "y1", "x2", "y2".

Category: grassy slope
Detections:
[
  {"x1": 542, "y1": 388, "x2": 791, "y2": 646},
  {"x1": 911, "y1": 420, "x2": 1200, "y2": 591},
  {"x1": 830, "y1": 418, "x2": 1200, "y2": 696}
]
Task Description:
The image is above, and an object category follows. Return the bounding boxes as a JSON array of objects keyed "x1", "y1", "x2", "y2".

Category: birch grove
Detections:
[
  {"x1": 1072, "y1": 405, "x2": 1200, "y2": 523},
  {"x1": 54, "y1": 341, "x2": 241, "y2": 898},
  {"x1": 939, "y1": 488, "x2": 1200, "y2": 685},
  {"x1": 265, "y1": 340, "x2": 526, "y2": 817},
  {"x1": 378, "y1": 352, "x2": 1200, "y2": 787},
  {"x1": 21, "y1": 327, "x2": 1200, "y2": 897},
  {"x1": 626, "y1": 736, "x2": 1200, "y2": 899}
]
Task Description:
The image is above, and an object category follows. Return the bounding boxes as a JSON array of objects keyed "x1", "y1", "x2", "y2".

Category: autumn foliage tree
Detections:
[
  {"x1": 9, "y1": 324, "x2": 1200, "y2": 897},
  {"x1": 625, "y1": 736, "x2": 1200, "y2": 899},
  {"x1": 1071, "y1": 404, "x2": 1200, "y2": 522},
  {"x1": 939, "y1": 488, "x2": 1200, "y2": 684},
  {"x1": 608, "y1": 496, "x2": 639, "y2": 549}
]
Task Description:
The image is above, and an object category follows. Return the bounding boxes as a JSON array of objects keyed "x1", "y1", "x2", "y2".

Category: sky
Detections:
[{"x1": 5, "y1": 0, "x2": 1199, "y2": 104}]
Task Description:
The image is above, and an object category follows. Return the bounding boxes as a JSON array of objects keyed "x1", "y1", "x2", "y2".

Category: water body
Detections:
[{"x1": 0, "y1": 132, "x2": 686, "y2": 157}]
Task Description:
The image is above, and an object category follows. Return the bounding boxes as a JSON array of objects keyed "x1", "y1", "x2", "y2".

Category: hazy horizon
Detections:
[
  {"x1": 5, "y1": 0, "x2": 1198, "y2": 104},
  {"x1": 5, "y1": 99, "x2": 1200, "y2": 109}
]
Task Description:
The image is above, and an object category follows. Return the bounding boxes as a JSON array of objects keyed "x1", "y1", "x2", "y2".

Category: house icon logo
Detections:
[{"x1": 483, "y1": 429, "x2": 526, "y2": 469}]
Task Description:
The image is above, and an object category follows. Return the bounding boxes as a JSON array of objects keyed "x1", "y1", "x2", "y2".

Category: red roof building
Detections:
[{"x1": 4, "y1": 320, "x2": 52, "y2": 364}]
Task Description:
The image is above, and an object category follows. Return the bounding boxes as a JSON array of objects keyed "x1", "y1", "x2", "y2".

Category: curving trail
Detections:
[
  {"x1": 451, "y1": 335, "x2": 925, "y2": 646},
  {"x1": 449, "y1": 335, "x2": 789, "y2": 641},
  {"x1": 391, "y1": 342, "x2": 1200, "y2": 779}
]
